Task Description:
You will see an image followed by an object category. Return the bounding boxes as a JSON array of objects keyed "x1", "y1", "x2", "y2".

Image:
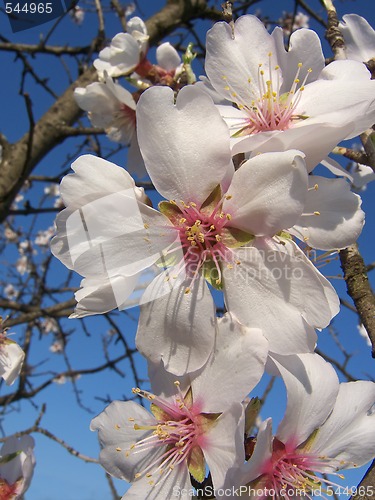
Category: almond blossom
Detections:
[
  {"x1": 339, "y1": 14, "x2": 375, "y2": 64},
  {"x1": 91, "y1": 314, "x2": 268, "y2": 498},
  {"x1": 0, "y1": 435, "x2": 35, "y2": 498},
  {"x1": 204, "y1": 15, "x2": 375, "y2": 169},
  {"x1": 229, "y1": 353, "x2": 375, "y2": 499},
  {"x1": 0, "y1": 319, "x2": 24, "y2": 386},
  {"x1": 74, "y1": 75, "x2": 145, "y2": 176},
  {"x1": 94, "y1": 17, "x2": 149, "y2": 78},
  {"x1": 50, "y1": 85, "x2": 365, "y2": 358}
]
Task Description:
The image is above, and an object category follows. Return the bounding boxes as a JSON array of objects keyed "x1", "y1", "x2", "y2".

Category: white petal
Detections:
[
  {"x1": 310, "y1": 381, "x2": 375, "y2": 468},
  {"x1": 205, "y1": 15, "x2": 275, "y2": 104},
  {"x1": 191, "y1": 314, "x2": 268, "y2": 413},
  {"x1": 123, "y1": 464, "x2": 191, "y2": 499},
  {"x1": 340, "y1": 14, "x2": 375, "y2": 63},
  {"x1": 270, "y1": 353, "x2": 339, "y2": 446},
  {"x1": 136, "y1": 275, "x2": 216, "y2": 376},
  {"x1": 127, "y1": 133, "x2": 147, "y2": 178},
  {"x1": 94, "y1": 33, "x2": 141, "y2": 77},
  {"x1": 320, "y1": 157, "x2": 354, "y2": 181},
  {"x1": 223, "y1": 242, "x2": 322, "y2": 355},
  {"x1": 127, "y1": 17, "x2": 148, "y2": 37},
  {"x1": 91, "y1": 400, "x2": 160, "y2": 482},
  {"x1": 0, "y1": 436, "x2": 35, "y2": 490},
  {"x1": 239, "y1": 418, "x2": 274, "y2": 484},
  {"x1": 223, "y1": 150, "x2": 307, "y2": 236},
  {"x1": 136, "y1": 85, "x2": 232, "y2": 203},
  {"x1": 291, "y1": 176, "x2": 364, "y2": 250},
  {"x1": 271, "y1": 27, "x2": 325, "y2": 90},
  {"x1": 0, "y1": 341, "x2": 25, "y2": 385},
  {"x1": 203, "y1": 403, "x2": 245, "y2": 490},
  {"x1": 70, "y1": 274, "x2": 140, "y2": 318},
  {"x1": 156, "y1": 42, "x2": 181, "y2": 71}
]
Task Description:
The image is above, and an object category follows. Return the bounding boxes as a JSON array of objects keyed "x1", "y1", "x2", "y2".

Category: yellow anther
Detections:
[
  {"x1": 128, "y1": 417, "x2": 135, "y2": 422},
  {"x1": 225, "y1": 194, "x2": 232, "y2": 200},
  {"x1": 170, "y1": 199, "x2": 177, "y2": 205},
  {"x1": 232, "y1": 92, "x2": 237, "y2": 98},
  {"x1": 185, "y1": 287, "x2": 191, "y2": 294},
  {"x1": 116, "y1": 447, "x2": 121, "y2": 452},
  {"x1": 144, "y1": 223, "x2": 149, "y2": 229},
  {"x1": 135, "y1": 473, "x2": 141, "y2": 479},
  {"x1": 226, "y1": 213, "x2": 232, "y2": 220},
  {"x1": 275, "y1": 65, "x2": 280, "y2": 70},
  {"x1": 115, "y1": 424, "x2": 121, "y2": 430},
  {"x1": 224, "y1": 85, "x2": 230, "y2": 91},
  {"x1": 222, "y1": 75, "x2": 227, "y2": 80},
  {"x1": 190, "y1": 202, "x2": 197, "y2": 207},
  {"x1": 314, "y1": 211, "x2": 321, "y2": 216},
  {"x1": 179, "y1": 218, "x2": 187, "y2": 224},
  {"x1": 216, "y1": 279, "x2": 221, "y2": 285},
  {"x1": 132, "y1": 387, "x2": 141, "y2": 394},
  {"x1": 314, "y1": 184, "x2": 319, "y2": 190},
  {"x1": 148, "y1": 394, "x2": 156, "y2": 400},
  {"x1": 300, "y1": 86, "x2": 305, "y2": 91},
  {"x1": 215, "y1": 235, "x2": 221, "y2": 241},
  {"x1": 247, "y1": 77, "x2": 252, "y2": 83},
  {"x1": 227, "y1": 264, "x2": 233, "y2": 269},
  {"x1": 298, "y1": 62, "x2": 303, "y2": 67},
  {"x1": 210, "y1": 224, "x2": 216, "y2": 230},
  {"x1": 308, "y1": 68, "x2": 313, "y2": 73},
  {"x1": 125, "y1": 451, "x2": 130, "y2": 457},
  {"x1": 260, "y1": 70, "x2": 264, "y2": 76},
  {"x1": 194, "y1": 220, "x2": 201, "y2": 226},
  {"x1": 236, "y1": 260, "x2": 241, "y2": 265},
  {"x1": 294, "y1": 79, "x2": 300, "y2": 83}
]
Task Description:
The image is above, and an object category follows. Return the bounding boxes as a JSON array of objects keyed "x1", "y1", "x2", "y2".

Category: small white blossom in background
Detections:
[
  {"x1": 278, "y1": 11, "x2": 309, "y2": 36},
  {"x1": 124, "y1": 2, "x2": 135, "y2": 17},
  {"x1": 39, "y1": 318, "x2": 59, "y2": 335},
  {"x1": 0, "y1": 435, "x2": 35, "y2": 498},
  {"x1": 0, "y1": 318, "x2": 25, "y2": 386},
  {"x1": 3, "y1": 227, "x2": 18, "y2": 244},
  {"x1": 34, "y1": 226, "x2": 55, "y2": 249},
  {"x1": 3, "y1": 284, "x2": 19, "y2": 301},
  {"x1": 69, "y1": 5, "x2": 84, "y2": 25},
  {"x1": 53, "y1": 374, "x2": 81, "y2": 385},
  {"x1": 49, "y1": 340, "x2": 64, "y2": 354},
  {"x1": 16, "y1": 255, "x2": 30, "y2": 276},
  {"x1": 44, "y1": 184, "x2": 63, "y2": 208}
]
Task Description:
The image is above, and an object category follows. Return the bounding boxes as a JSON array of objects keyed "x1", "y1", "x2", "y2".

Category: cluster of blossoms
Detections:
[{"x1": 51, "y1": 10, "x2": 375, "y2": 500}]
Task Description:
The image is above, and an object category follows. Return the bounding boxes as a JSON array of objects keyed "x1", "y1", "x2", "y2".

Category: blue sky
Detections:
[{"x1": 1, "y1": 0, "x2": 375, "y2": 498}]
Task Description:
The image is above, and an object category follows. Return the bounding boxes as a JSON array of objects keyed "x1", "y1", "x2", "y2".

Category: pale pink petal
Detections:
[
  {"x1": 136, "y1": 85, "x2": 232, "y2": 204},
  {"x1": 0, "y1": 341, "x2": 25, "y2": 385}
]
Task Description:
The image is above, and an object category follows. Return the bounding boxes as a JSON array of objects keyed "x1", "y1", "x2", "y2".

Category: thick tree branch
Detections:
[{"x1": 340, "y1": 244, "x2": 375, "y2": 358}]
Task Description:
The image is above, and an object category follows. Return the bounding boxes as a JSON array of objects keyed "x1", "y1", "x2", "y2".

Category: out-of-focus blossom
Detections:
[
  {"x1": 0, "y1": 435, "x2": 35, "y2": 498},
  {"x1": 69, "y1": 5, "x2": 84, "y2": 25},
  {"x1": 35, "y1": 226, "x2": 55, "y2": 248},
  {"x1": 340, "y1": 14, "x2": 375, "y2": 64},
  {"x1": 49, "y1": 340, "x2": 64, "y2": 353},
  {"x1": 205, "y1": 15, "x2": 375, "y2": 170},
  {"x1": 94, "y1": 17, "x2": 149, "y2": 78},
  {"x1": 3, "y1": 284, "x2": 19, "y2": 301},
  {"x1": 0, "y1": 318, "x2": 24, "y2": 386},
  {"x1": 16, "y1": 255, "x2": 30, "y2": 276},
  {"x1": 4, "y1": 227, "x2": 18, "y2": 244},
  {"x1": 74, "y1": 75, "x2": 145, "y2": 176},
  {"x1": 279, "y1": 11, "x2": 309, "y2": 36},
  {"x1": 39, "y1": 318, "x2": 59, "y2": 335}
]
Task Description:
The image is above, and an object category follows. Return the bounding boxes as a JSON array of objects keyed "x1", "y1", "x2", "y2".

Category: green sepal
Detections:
[
  {"x1": 150, "y1": 403, "x2": 172, "y2": 422},
  {"x1": 158, "y1": 201, "x2": 182, "y2": 226},
  {"x1": 0, "y1": 450, "x2": 22, "y2": 464},
  {"x1": 202, "y1": 260, "x2": 223, "y2": 291},
  {"x1": 244, "y1": 397, "x2": 261, "y2": 436},
  {"x1": 277, "y1": 230, "x2": 293, "y2": 241},
  {"x1": 188, "y1": 446, "x2": 206, "y2": 483},
  {"x1": 231, "y1": 125, "x2": 251, "y2": 138},
  {"x1": 299, "y1": 428, "x2": 319, "y2": 453},
  {"x1": 200, "y1": 185, "x2": 222, "y2": 216},
  {"x1": 221, "y1": 226, "x2": 254, "y2": 248}
]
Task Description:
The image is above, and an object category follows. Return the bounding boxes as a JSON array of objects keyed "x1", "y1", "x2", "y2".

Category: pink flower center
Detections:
[
  {"x1": 125, "y1": 383, "x2": 208, "y2": 487},
  {"x1": 222, "y1": 54, "x2": 312, "y2": 136},
  {"x1": 0, "y1": 478, "x2": 19, "y2": 499},
  {"x1": 165, "y1": 198, "x2": 237, "y2": 288},
  {"x1": 257, "y1": 439, "x2": 346, "y2": 500}
]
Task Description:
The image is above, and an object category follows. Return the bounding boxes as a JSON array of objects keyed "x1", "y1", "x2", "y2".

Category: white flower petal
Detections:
[
  {"x1": 223, "y1": 242, "x2": 327, "y2": 355},
  {"x1": 205, "y1": 15, "x2": 275, "y2": 104},
  {"x1": 270, "y1": 353, "x2": 339, "y2": 447},
  {"x1": 310, "y1": 381, "x2": 375, "y2": 468},
  {"x1": 136, "y1": 85, "x2": 232, "y2": 203},
  {"x1": 136, "y1": 275, "x2": 216, "y2": 376},
  {"x1": 91, "y1": 401, "x2": 160, "y2": 482},
  {"x1": 291, "y1": 176, "x2": 364, "y2": 250},
  {"x1": 203, "y1": 403, "x2": 245, "y2": 490},
  {"x1": 271, "y1": 27, "x2": 325, "y2": 90},
  {"x1": 123, "y1": 464, "x2": 191, "y2": 499},
  {"x1": 340, "y1": 14, "x2": 375, "y2": 63},
  {"x1": 156, "y1": 42, "x2": 181, "y2": 71},
  {"x1": 94, "y1": 33, "x2": 142, "y2": 77},
  {"x1": 191, "y1": 314, "x2": 268, "y2": 413},
  {"x1": 224, "y1": 150, "x2": 307, "y2": 236},
  {"x1": 0, "y1": 341, "x2": 25, "y2": 385}
]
